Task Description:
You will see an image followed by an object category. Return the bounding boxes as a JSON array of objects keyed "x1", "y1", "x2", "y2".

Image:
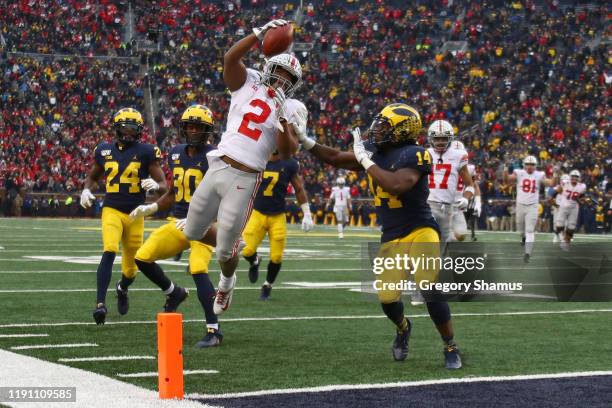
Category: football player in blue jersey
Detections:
[
  {"x1": 242, "y1": 150, "x2": 314, "y2": 300},
  {"x1": 296, "y1": 103, "x2": 461, "y2": 369},
  {"x1": 80, "y1": 108, "x2": 167, "y2": 325},
  {"x1": 129, "y1": 105, "x2": 222, "y2": 348}
]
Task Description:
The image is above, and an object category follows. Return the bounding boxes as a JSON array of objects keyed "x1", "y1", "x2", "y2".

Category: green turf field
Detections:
[{"x1": 0, "y1": 218, "x2": 611, "y2": 396}]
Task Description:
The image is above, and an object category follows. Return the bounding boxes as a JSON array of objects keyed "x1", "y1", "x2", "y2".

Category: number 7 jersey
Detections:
[
  {"x1": 216, "y1": 68, "x2": 304, "y2": 171},
  {"x1": 94, "y1": 141, "x2": 161, "y2": 213}
]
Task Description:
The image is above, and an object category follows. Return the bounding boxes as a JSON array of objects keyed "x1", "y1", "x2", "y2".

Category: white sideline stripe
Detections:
[
  {"x1": 1, "y1": 309, "x2": 611, "y2": 329},
  {"x1": 0, "y1": 333, "x2": 48, "y2": 338},
  {"x1": 0, "y1": 286, "x2": 349, "y2": 293},
  {"x1": 188, "y1": 371, "x2": 612, "y2": 399},
  {"x1": 0, "y1": 349, "x2": 216, "y2": 408},
  {"x1": 117, "y1": 369, "x2": 218, "y2": 378},
  {"x1": 59, "y1": 355, "x2": 155, "y2": 362},
  {"x1": 11, "y1": 343, "x2": 98, "y2": 350}
]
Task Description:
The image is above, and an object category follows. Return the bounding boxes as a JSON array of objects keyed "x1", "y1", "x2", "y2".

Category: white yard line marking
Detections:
[
  {"x1": 1, "y1": 309, "x2": 611, "y2": 329},
  {"x1": 11, "y1": 343, "x2": 98, "y2": 350},
  {"x1": 0, "y1": 333, "x2": 49, "y2": 338},
  {"x1": 117, "y1": 369, "x2": 218, "y2": 378},
  {"x1": 59, "y1": 355, "x2": 155, "y2": 362},
  {"x1": 188, "y1": 370, "x2": 612, "y2": 399},
  {"x1": 0, "y1": 349, "x2": 215, "y2": 408}
]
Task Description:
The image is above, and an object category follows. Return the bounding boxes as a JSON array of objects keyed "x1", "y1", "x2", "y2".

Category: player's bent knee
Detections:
[
  {"x1": 242, "y1": 246, "x2": 256, "y2": 258},
  {"x1": 103, "y1": 242, "x2": 119, "y2": 253},
  {"x1": 378, "y1": 291, "x2": 402, "y2": 304}
]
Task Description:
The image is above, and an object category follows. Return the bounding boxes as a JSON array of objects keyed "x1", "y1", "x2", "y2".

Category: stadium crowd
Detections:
[{"x1": 0, "y1": 0, "x2": 610, "y2": 231}]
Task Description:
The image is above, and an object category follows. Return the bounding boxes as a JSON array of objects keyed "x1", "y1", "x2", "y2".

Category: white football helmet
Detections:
[
  {"x1": 451, "y1": 140, "x2": 465, "y2": 150},
  {"x1": 569, "y1": 169, "x2": 580, "y2": 180},
  {"x1": 427, "y1": 120, "x2": 454, "y2": 153},
  {"x1": 523, "y1": 155, "x2": 538, "y2": 166},
  {"x1": 336, "y1": 177, "x2": 346, "y2": 187},
  {"x1": 262, "y1": 53, "x2": 302, "y2": 97}
]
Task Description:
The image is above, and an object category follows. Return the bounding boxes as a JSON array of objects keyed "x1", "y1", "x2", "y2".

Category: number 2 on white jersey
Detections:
[{"x1": 237, "y1": 99, "x2": 272, "y2": 141}]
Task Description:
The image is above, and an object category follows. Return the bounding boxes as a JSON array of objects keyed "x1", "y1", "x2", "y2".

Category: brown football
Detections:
[{"x1": 262, "y1": 24, "x2": 294, "y2": 57}]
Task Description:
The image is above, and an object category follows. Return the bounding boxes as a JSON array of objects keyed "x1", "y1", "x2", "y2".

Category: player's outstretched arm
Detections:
[
  {"x1": 223, "y1": 34, "x2": 256, "y2": 91},
  {"x1": 307, "y1": 144, "x2": 362, "y2": 170},
  {"x1": 224, "y1": 19, "x2": 289, "y2": 91}
]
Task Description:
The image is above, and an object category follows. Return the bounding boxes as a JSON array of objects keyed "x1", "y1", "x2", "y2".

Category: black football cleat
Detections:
[
  {"x1": 248, "y1": 255, "x2": 261, "y2": 283},
  {"x1": 444, "y1": 343, "x2": 462, "y2": 369},
  {"x1": 196, "y1": 327, "x2": 224, "y2": 348},
  {"x1": 523, "y1": 253, "x2": 530, "y2": 264},
  {"x1": 93, "y1": 303, "x2": 107, "y2": 325},
  {"x1": 392, "y1": 319, "x2": 412, "y2": 361},
  {"x1": 260, "y1": 284, "x2": 272, "y2": 301},
  {"x1": 521, "y1": 236, "x2": 526, "y2": 246},
  {"x1": 115, "y1": 282, "x2": 129, "y2": 315},
  {"x1": 164, "y1": 286, "x2": 189, "y2": 312}
]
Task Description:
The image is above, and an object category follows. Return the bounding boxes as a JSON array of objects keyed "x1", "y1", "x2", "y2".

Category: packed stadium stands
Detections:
[{"x1": 0, "y1": 0, "x2": 609, "y2": 232}]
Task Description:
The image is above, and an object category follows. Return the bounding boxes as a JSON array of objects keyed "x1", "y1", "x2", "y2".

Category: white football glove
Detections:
[
  {"x1": 472, "y1": 196, "x2": 482, "y2": 217},
  {"x1": 80, "y1": 188, "x2": 95, "y2": 209},
  {"x1": 352, "y1": 127, "x2": 374, "y2": 170},
  {"x1": 290, "y1": 102, "x2": 308, "y2": 138},
  {"x1": 175, "y1": 218, "x2": 187, "y2": 231},
  {"x1": 129, "y1": 203, "x2": 158, "y2": 220},
  {"x1": 300, "y1": 203, "x2": 314, "y2": 232},
  {"x1": 81, "y1": 188, "x2": 96, "y2": 208},
  {"x1": 455, "y1": 197, "x2": 469, "y2": 211},
  {"x1": 141, "y1": 178, "x2": 160, "y2": 192},
  {"x1": 253, "y1": 19, "x2": 288, "y2": 41}
]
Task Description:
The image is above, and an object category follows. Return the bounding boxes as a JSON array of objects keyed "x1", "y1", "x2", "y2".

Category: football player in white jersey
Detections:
[
  {"x1": 551, "y1": 174, "x2": 570, "y2": 242},
  {"x1": 503, "y1": 156, "x2": 554, "y2": 262},
  {"x1": 553, "y1": 169, "x2": 586, "y2": 246},
  {"x1": 183, "y1": 19, "x2": 306, "y2": 314},
  {"x1": 426, "y1": 120, "x2": 475, "y2": 245},
  {"x1": 449, "y1": 141, "x2": 481, "y2": 242},
  {"x1": 329, "y1": 176, "x2": 351, "y2": 238}
]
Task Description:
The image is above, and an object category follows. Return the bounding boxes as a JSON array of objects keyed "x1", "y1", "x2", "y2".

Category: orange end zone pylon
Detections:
[{"x1": 157, "y1": 312, "x2": 184, "y2": 399}]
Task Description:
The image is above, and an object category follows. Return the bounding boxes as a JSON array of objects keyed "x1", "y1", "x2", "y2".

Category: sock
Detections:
[
  {"x1": 244, "y1": 253, "x2": 258, "y2": 265},
  {"x1": 266, "y1": 262, "x2": 282, "y2": 285},
  {"x1": 442, "y1": 335, "x2": 455, "y2": 346},
  {"x1": 381, "y1": 301, "x2": 406, "y2": 330},
  {"x1": 338, "y1": 223, "x2": 343, "y2": 234},
  {"x1": 218, "y1": 273, "x2": 235, "y2": 291},
  {"x1": 426, "y1": 301, "x2": 451, "y2": 326},
  {"x1": 192, "y1": 274, "x2": 218, "y2": 325},
  {"x1": 525, "y1": 232, "x2": 535, "y2": 255},
  {"x1": 118, "y1": 274, "x2": 135, "y2": 291},
  {"x1": 96, "y1": 251, "x2": 116, "y2": 304},
  {"x1": 135, "y1": 259, "x2": 172, "y2": 292}
]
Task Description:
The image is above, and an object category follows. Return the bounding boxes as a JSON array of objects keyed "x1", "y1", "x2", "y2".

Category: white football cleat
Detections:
[
  {"x1": 552, "y1": 233, "x2": 559, "y2": 243},
  {"x1": 338, "y1": 232, "x2": 344, "y2": 239},
  {"x1": 213, "y1": 275, "x2": 236, "y2": 315}
]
